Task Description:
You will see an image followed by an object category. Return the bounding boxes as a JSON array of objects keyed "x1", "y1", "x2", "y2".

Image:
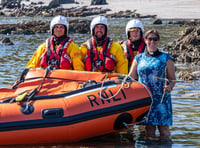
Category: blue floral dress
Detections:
[{"x1": 135, "y1": 51, "x2": 174, "y2": 126}]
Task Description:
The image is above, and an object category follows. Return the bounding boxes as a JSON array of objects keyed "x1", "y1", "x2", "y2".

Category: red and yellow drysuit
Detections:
[
  {"x1": 26, "y1": 36, "x2": 84, "y2": 71},
  {"x1": 80, "y1": 37, "x2": 128, "y2": 75}
]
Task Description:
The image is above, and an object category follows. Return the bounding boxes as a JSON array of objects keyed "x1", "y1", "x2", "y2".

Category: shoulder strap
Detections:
[
  {"x1": 126, "y1": 40, "x2": 132, "y2": 70},
  {"x1": 137, "y1": 38, "x2": 146, "y2": 54},
  {"x1": 46, "y1": 37, "x2": 51, "y2": 65},
  {"x1": 102, "y1": 37, "x2": 113, "y2": 71},
  {"x1": 126, "y1": 40, "x2": 131, "y2": 58},
  {"x1": 89, "y1": 38, "x2": 95, "y2": 69},
  {"x1": 58, "y1": 37, "x2": 70, "y2": 68}
]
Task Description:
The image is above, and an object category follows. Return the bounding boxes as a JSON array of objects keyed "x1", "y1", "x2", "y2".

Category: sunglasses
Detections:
[{"x1": 147, "y1": 37, "x2": 159, "y2": 41}]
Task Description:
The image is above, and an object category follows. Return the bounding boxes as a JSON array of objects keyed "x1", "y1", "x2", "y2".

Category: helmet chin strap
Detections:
[
  {"x1": 95, "y1": 35, "x2": 106, "y2": 41},
  {"x1": 53, "y1": 35, "x2": 66, "y2": 45},
  {"x1": 94, "y1": 34, "x2": 107, "y2": 46}
]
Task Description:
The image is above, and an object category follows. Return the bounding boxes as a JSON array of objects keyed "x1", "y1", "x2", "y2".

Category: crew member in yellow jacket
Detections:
[
  {"x1": 26, "y1": 15, "x2": 84, "y2": 71},
  {"x1": 80, "y1": 16, "x2": 128, "y2": 75},
  {"x1": 121, "y1": 19, "x2": 146, "y2": 72}
]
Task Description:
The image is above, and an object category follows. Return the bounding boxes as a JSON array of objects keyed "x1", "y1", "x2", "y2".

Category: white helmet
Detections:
[
  {"x1": 125, "y1": 19, "x2": 144, "y2": 37},
  {"x1": 50, "y1": 15, "x2": 69, "y2": 36},
  {"x1": 90, "y1": 16, "x2": 108, "y2": 35}
]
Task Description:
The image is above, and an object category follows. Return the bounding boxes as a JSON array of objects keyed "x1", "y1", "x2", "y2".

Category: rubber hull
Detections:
[{"x1": 0, "y1": 69, "x2": 152, "y2": 145}]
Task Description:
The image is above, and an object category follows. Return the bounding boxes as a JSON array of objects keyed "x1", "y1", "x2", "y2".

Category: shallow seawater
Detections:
[{"x1": 0, "y1": 17, "x2": 199, "y2": 148}]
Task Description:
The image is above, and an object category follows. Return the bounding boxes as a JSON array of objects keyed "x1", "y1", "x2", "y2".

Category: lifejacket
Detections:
[
  {"x1": 84, "y1": 37, "x2": 116, "y2": 72},
  {"x1": 40, "y1": 36, "x2": 73, "y2": 69},
  {"x1": 123, "y1": 38, "x2": 146, "y2": 69}
]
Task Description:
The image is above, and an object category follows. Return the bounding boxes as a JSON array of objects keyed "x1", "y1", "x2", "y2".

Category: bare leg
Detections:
[
  {"x1": 158, "y1": 125, "x2": 171, "y2": 139},
  {"x1": 144, "y1": 125, "x2": 159, "y2": 140}
]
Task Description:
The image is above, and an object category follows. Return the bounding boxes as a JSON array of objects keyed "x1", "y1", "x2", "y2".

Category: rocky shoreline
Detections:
[
  {"x1": 0, "y1": 19, "x2": 90, "y2": 35},
  {"x1": 0, "y1": 5, "x2": 157, "y2": 18},
  {"x1": 164, "y1": 27, "x2": 200, "y2": 66}
]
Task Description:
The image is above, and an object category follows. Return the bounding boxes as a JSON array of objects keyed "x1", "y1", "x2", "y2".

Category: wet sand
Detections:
[{"x1": 63, "y1": 0, "x2": 200, "y2": 19}]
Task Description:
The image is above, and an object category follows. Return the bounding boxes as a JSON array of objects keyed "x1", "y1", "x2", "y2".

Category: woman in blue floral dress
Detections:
[{"x1": 129, "y1": 30, "x2": 176, "y2": 141}]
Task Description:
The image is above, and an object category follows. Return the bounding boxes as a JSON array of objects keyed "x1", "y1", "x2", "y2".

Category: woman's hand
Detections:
[
  {"x1": 165, "y1": 59, "x2": 176, "y2": 93},
  {"x1": 163, "y1": 84, "x2": 173, "y2": 93}
]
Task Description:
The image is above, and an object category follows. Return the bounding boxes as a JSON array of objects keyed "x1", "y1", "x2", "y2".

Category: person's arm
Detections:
[
  {"x1": 79, "y1": 42, "x2": 88, "y2": 63},
  {"x1": 68, "y1": 42, "x2": 85, "y2": 71},
  {"x1": 128, "y1": 59, "x2": 138, "y2": 79},
  {"x1": 26, "y1": 43, "x2": 46, "y2": 68},
  {"x1": 164, "y1": 59, "x2": 176, "y2": 92},
  {"x1": 111, "y1": 42, "x2": 128, "y2": 75}
]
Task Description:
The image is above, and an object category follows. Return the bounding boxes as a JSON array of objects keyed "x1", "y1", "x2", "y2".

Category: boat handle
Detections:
[{"x1": 42, "y1": 108, "x2": 64, "y2": 119}]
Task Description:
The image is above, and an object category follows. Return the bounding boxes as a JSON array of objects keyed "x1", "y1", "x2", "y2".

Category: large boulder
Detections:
[
  {"x1": 60, "y1": 0, "x2": 75, "y2": 3},
  {"x1": 90, "y1": 0, "x2": 107, "y2": 5},
  {"x1": 163, "y1": 27, "x2": 200, "y2": 66},
  {"x1": 0, "y1": 37, "x2": 13, "y2": 45},
  {"x1": 177, "y1": 71, "x2": 199, "y2": 80},
  {"x1": 48, "y1": 0, "x2": 60, "y2": 8}
]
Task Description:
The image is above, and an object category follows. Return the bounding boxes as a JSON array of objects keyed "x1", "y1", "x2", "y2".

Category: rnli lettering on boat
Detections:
[{"x1": 87, "y1": 89, "x2": 126, "y2": 107}]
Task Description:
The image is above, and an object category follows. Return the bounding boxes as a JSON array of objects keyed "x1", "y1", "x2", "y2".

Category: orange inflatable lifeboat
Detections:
[{"x1": 0, "y1": 68, "x2": 152, "y2": 145}]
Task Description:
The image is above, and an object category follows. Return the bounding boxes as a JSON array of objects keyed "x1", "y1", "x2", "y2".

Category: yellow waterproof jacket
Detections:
[
  {"x1": 80, "y1": 40, "x2": 128, "y2": 75},
  {"x1": 26, "y1": 41, "x2": 84, "y2": 71}
]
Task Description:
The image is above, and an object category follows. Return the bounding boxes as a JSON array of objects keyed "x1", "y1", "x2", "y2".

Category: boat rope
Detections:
[
  {"x1": 121, "y1": 76, "x2": 154, "y2": 129},
  {"x1": 23, "y1": 67, "x2": 51, "y2": 112},
  {"x1": 100, "y1": 74, "x2": 134, "y2": 101},
  {"x1": 99, "y1": 74, "x2": 154, "y2": 128},
  {"x1": 12, "y1": 68, "x2": 29, "y2": 89},
  {"x1": 25, "y1": 67, "x2": 51, "y2": 102},
  {"x1": 37, "y1": 67, "x2": 50, "y2": 92}
]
